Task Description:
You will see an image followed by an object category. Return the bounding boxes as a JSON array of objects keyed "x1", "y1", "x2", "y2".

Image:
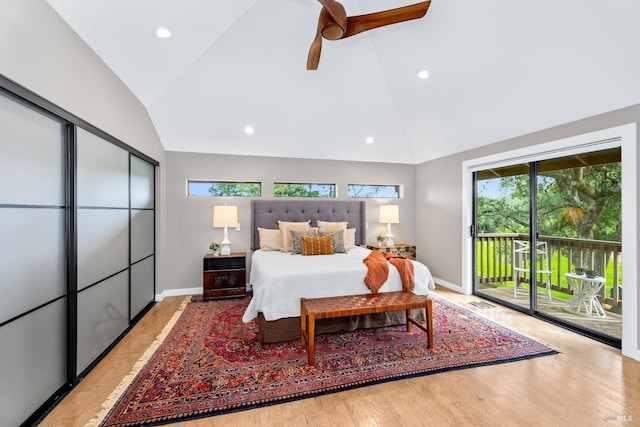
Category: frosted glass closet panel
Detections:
[
  {"x1": 0, "y1": 93, "x2": 63, "y2": 206},
  {"x1": 0, "y1": 90, "x2": 66, "y2": 426},
  {"x1": 130, "y1": 156, "x2": 155, "y2": 319},
  {"x1": 131, "y1": 209, "x2": 154, "y2": 263},
  {"x1": 77, "y1": 209, "x2": 129, "y2": 290},
  {"x1": 0, "y1": 298, "x2": 66, "y2": 427},
  {"x1": 0, "y1": 209, "x2": 65, "y2": 324},
  {"x1": 130, "y1": 155, "x2": 154, "y2": 209},
  {"x1": 131, "y1": 256, "x2": 154, "y2": 319},
  {"x1": 76, "y1": 128, "x2": 129, "y2": 208},
  {"x1": 76, "y1": 271, "x2": 129, "y2": 375}
]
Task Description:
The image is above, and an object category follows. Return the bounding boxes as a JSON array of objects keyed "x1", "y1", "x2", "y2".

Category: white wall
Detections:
[
  {"x1": 416, "y1": 104, "x2": 640, "y2": 360},
  {"x1": 163, "y1": 151, "x2": 417, "y2": 295},
  {"x1": 0, "y1": 0, "x2": 167, "y2": 293}
]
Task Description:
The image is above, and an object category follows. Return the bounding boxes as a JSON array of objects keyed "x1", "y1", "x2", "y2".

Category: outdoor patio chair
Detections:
[{"x1": 512, "y1": 240, "x2": 552, "y2": 301}]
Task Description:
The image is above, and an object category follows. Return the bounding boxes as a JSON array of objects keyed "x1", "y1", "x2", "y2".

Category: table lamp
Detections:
[
  {"x1": 379, "y1": 205, "x2": 399, "y2": 246},
  {"x1": 213, "y1": 205, "x2": 238, "y2": 255}
]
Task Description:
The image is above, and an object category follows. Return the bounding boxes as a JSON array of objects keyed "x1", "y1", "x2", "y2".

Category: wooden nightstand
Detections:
[
  {"x1": 203, "y1": 252, "x2": 246, "y2": 300},
  {"x1": 366, "y1": 244, "x2": 416, "y2": 260}
]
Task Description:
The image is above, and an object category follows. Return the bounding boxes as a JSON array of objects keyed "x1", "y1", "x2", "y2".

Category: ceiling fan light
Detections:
[{"x1": 418, "y1": 70, "x2": 429, "y2": 80}]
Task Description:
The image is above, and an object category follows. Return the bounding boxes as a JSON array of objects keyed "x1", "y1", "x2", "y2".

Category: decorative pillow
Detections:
[
  {"x1": 317, "y1": 221, "x2": 349, "y2": 249},
  {"x1": 317, "y1": 220, "x2": 348, "y2": 233},
  {"x1": 319, "y1": 230, "x2": 346, "y2": 253},
  {"x1": 278, "y1": 220, "x2": 311, "y2": 252},
  {"x1": 290, "y1": 229, "x2": 319, "y2": 254},
  {"x1": 344, "y1": 228, "x2": 356, "y2": 249},
  {"x1": 301, "y1": 235, "x2": 334, "y2": 256},
  {"x1": 257, "y1": 227, "x2": 281, "y2": 251}
]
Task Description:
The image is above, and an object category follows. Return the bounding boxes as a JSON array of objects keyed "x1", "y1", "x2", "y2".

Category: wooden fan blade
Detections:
[
  {"x1": 307, "y1": 15, "x2": 325, "y2": 70},
  {"x1": 344, "y1": 1, "x2": 431, "y2": 38},
  {"x1": 307, "y1": 7, "x2": 342, "y2": 69},
  {"x1": 317, "y1": 0, "x2": 348, "y2": 30},
  {"x1": 307, "y1": 32, "x2": 323, "y2": 70}
]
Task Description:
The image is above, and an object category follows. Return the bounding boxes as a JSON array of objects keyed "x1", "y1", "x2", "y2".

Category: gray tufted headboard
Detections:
[{"x1": 251, "y1": 200, "x2": 367, "y2": 250}]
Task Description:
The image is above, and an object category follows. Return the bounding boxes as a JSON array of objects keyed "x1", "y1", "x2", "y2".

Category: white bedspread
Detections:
[{"x1": 242, "y1": 247, "x2": 435, "y2": 322}]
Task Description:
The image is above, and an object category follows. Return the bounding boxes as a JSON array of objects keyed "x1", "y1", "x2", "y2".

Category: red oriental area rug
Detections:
[{"x1": 91, "y1": 295, "x2": 556, "y2": 426}]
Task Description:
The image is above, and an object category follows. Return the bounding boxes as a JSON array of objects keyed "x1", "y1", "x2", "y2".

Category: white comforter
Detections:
[{"x1": 242, "y1": 247, "x2": 435, "y2": 322}]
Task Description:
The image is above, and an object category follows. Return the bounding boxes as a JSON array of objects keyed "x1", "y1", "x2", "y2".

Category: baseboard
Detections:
[
  {"x1": 155, "y1": 284, "x2": 252, "y2": 301},
  {"x1": 433, "y1": 277, "x2": 466, "y2": 294},
  {"x1": 155, "y1": 287, "x2": 202, "y2": 301}
]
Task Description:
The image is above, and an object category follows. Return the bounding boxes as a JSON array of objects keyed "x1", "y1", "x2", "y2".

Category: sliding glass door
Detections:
[
  {"x1": 473, "y1": 148, "x2": 622, "y2": 344},
  {"x1": 534, "y1": 150, "x2": 622, "y2": 341},
  {"x1": 474, "y1": 165, "x2": 532, "y2": 310}
]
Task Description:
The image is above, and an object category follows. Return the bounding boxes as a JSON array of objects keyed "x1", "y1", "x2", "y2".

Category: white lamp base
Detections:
[
  {"x1": 385, "y1": 222, "x2": 395, "y2": 246},
  {"x1": 220, "y1": 227, "x2": 231, "y2": 255},
  {"x1": 385, "y1": 234, "x2": 395, "y2": 247}
]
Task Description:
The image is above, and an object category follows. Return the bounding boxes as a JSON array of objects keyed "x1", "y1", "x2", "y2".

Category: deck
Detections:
[{"x1": 477, "y1": 286, "x2": 621, "y2": 338}]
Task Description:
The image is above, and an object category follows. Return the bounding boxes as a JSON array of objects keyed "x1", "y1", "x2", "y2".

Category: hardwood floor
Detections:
[{"x1": 40, "y1": 287, "x2": 639, "y2": 427}]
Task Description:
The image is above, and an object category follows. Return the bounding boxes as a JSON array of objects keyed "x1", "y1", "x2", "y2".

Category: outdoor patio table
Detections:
[{"x1": 564, "y1": 272, "x2": 607, "y2": 318}]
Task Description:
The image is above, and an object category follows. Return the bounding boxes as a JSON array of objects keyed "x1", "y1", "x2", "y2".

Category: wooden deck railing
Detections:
[{"x1": 477, "y1": 233, "x2": 622, "y2": 308}]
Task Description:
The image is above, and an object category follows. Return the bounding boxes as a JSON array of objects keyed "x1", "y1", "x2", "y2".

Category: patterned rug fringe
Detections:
[{"x1": 85, "y1": 296, "x2": 191, "y2": 427}]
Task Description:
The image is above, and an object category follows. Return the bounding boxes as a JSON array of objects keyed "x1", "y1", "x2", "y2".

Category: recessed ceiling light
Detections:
[
  {"x1": 155, "y1": 27, "x2": 172, "y2": 39},
  {"x1": 417, "y1": 70, "x2": 429, "y2": 80},
  {"x1": 244, "y1": 126, "x2": 254, "y2": 135},
  {"x1": 366, "y1": 136, "x2": 374, "y2": 144}
]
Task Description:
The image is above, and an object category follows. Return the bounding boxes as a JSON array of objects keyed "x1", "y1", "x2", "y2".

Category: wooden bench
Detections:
[{"x1": 300, "y1": 291, "x2": 433, "y2": 366}]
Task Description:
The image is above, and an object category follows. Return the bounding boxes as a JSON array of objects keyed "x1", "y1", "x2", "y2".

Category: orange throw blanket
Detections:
[{"x1": 363, "y1": 250, "x2": 415, "y2": 293}]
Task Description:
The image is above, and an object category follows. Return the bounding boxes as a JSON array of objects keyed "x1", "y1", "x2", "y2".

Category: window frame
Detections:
[
  {"x1": 187, "y1": 180, "x2": 262, "y2": 197},
  {"x1": 346, "y1": 184, "x2": 402, "y2": 198},
  {"x1": 273, "y1": 182, "x2": 337, "y2": 198}
]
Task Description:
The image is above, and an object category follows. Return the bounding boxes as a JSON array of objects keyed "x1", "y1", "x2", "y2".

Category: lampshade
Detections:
[
  {"x1": 379, "y1": 205, "x2": 399, "y2": 224},
  {"x1": 213, "y1": 205, "x2": 238, "y2": 228},
  {"x1": 213, "y1": 205, "x2": 238, "y2": 256}
]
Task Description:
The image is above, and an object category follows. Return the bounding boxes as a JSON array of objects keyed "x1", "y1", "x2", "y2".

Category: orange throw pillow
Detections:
[{"x1": 301, "y1": 235, "x2": 334, "y2": 255}]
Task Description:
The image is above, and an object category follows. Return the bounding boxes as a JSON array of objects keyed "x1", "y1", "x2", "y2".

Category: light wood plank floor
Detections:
[{"x1": 40, "y1": 287, "x2": 639, "y2": 427}]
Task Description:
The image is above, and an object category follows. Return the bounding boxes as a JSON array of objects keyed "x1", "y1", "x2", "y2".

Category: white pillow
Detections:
[
  {"x1": 258, "y1": 228, "x2": 281, "y2": 251},
  {"x1": 345, "y1": 228, "x2": 356, "y2": 249},
  {"x1": 317, "y1": 220, "x2": 348, "y2": 233},
  {"x1": 317, "y1": 221, "x2": 350, "y2": 248},
  {"x1": 278, "y1": 220, "x2": 311, "y2": 252}
]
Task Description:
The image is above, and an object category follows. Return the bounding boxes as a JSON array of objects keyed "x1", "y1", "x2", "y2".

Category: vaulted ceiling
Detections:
[{"x1": 47, "y1": 0, "x2": 640, "y2": 164}]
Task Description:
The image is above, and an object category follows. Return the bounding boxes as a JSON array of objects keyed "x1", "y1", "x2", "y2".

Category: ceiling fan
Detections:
[{"x1": 307, "y1": 0, "x2": 432, "y2": 70}]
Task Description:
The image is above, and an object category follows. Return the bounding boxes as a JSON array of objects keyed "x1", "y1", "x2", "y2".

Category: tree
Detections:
[
  {"x1": 208, "y1": 183, "x2": 260, "y2": 197},
  {"x1": 478, "y1": 162, "x2": 621, "y2": 274},
  {"x1": 273, "y1": 184, "x2": 335, "y2": 197},
  {"x1": 478, "y1": 163, "x2": 621, "y2": 242},
  {"x1": 542, "y1": 164, "x2": 621, "y2": 241}
]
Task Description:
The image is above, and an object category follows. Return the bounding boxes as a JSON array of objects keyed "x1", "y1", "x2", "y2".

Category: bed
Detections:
[{"x1": 242, "y1": 200, "x2": 435, "y2": 343}]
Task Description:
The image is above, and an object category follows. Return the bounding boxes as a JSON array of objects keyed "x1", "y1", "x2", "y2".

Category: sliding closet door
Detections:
[
  {"x1": 76, "y1": 128, "x2": 130, "y2": 375},
  {"x1": 130, "y1": 155, "x2": 155, "y2": 320},
  {"x1": 0, "y1": 92, "x2": 67, "y2": 426}
]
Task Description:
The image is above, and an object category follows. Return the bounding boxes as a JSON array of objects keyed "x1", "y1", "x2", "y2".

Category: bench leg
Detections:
[
  {"x1": 405, "y1": 301, "x2": 434, "y2": 349},
  {"x1": 426, "y1": 300, "x2": 433, "y2": 348},
  {"x1": 300, "y1": 299, "x2": 307, "y2": 347},
  {"x1": 308, "y1": 313, "x2": 315, "y2": 366}
]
